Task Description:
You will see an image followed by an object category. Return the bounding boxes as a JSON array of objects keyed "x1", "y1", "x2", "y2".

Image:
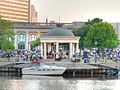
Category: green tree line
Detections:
[
  {"x1": 0, "y1": 17, "x2": 15, "y2": 51},
  {"x1": 32, "y1": 38, "x2": 41, "y2": 49},
  {"x1": 73, "y1": 18, "x2": 119, "y2": 49}
]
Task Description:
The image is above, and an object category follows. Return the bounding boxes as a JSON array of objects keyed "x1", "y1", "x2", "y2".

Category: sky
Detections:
[{"x1": 31, "y1": 0, "x2": 120, "y2": 23}]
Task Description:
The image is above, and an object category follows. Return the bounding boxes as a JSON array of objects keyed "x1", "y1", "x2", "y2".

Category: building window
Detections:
[
  {"x1": 18, "y1": 34, "x2": 25, "y2": 43},
  {"x1": 18, "y1": 34, "x2": 25, "y2": 49},
  {"x1": 29, "y1": 34, "x2": 36, "y2": 41}
]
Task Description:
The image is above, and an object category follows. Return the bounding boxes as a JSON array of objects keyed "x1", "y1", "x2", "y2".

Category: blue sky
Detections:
[{"x1": 31, "y1": 0, "x2": 120, "y2": 23}]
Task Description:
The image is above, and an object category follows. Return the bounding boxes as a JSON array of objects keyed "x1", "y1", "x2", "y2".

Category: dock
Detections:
[
  {"x1": 0, "y1": 58, "x2": 119, "y2": 77},
  {"x1": 42, "y1": 61, "x2": 118, "y2": 77}
]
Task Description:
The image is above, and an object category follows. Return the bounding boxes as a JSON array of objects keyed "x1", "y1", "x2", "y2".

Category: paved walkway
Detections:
[
  {"x1": 40, "y1": 59, "x2": 99, "y2": 69},
  {"x1": 40, "y1": 58, "x2": 120, "y2": 69}
]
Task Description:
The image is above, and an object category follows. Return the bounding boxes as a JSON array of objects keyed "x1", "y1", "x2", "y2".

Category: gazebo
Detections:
[{"x1": 40, "y1": 24, "x2": 80, "y2": 59}]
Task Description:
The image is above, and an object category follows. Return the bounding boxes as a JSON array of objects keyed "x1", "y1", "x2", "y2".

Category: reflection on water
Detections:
[
  {"x1": 0, "y1": 74, "x2": 120, "y2": 90},
  {"x1": 22, "y1": 75, "x2": 64, "y2": 80}
]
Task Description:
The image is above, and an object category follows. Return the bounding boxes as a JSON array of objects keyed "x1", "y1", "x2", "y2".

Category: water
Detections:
[{"x1": 0, "y1": 74, "x2": 120, "y2": 90}]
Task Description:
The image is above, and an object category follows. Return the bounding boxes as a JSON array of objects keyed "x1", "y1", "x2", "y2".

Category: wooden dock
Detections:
[
  {"x1": 42, "y1": 61, "x2": 118, "y2": 77},
  {"x1": 0, "y1": 60, "x2": 118, "y2": 77},
  {"x1": 0, "y1": 62, "x2": 22, "y2": 76}
]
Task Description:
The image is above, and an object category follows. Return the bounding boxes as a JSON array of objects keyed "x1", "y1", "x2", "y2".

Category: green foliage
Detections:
[
  {"x1": 85, "y1": 18, "x2": 103, "y2": 25},
  {"x1": 32, "y1": 38, "x2": 41, "y2": 48},
  {"x1": 73, "y1": 18, "x2": 103, "y2": 48},
  {"x1": 84, "y1": 22, "x2": 119, "y2": 48},
  {"x1": 73, "y1": 17, "x2": 119, "y2": 49},
  {"x1": 73, "y1": 25, "x2": 89, "y2": 48},
  {"x1": 0, "y1": 17, "x2": 15, "y2": 51}
]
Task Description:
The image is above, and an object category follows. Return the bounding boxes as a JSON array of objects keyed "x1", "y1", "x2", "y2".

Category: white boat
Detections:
[{"x1": 22, "y1": 63, "x2": 66, "y2": 76}]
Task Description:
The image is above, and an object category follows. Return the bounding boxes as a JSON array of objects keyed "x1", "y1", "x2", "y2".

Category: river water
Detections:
[{"x1": 0, "y1": 74, "x2": 120, "y2": 90}]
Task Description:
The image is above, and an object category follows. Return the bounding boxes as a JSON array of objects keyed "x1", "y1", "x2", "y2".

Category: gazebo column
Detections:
[
  {"x1": 72, "y1": 43, "x2": 75, "y2": 55},
  {"x1": 69, "y1": 42, "x2": 73, "y2": 58},
  {"x1": 48, "y1": 43, "x2": 52, "y2": 54},
  {"x1": 56, "y1": 42, "x2": 59, "y2": 58},
  {"x1": 43, "y1": 42, "x2": 47, "y2": 59},
  {"x1": 76, "y1": 42, "x2": 79, "y2": 53},
  {"x1": 40, "y1": 43, "x2": 43, "y2": 58}
]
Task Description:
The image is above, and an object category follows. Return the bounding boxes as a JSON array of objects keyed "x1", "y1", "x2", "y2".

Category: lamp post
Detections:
[
  {"x1": 94, "y1": 37, "x2": 97, "y2": 49},
  {"x1": 95, "y1": 41, "x2": 97, "y2": 49}
]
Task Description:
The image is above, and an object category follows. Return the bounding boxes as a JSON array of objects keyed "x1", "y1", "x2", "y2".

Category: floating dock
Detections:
[{"x1": 0, "y1": 61, "x2": 118, "y2": 77}]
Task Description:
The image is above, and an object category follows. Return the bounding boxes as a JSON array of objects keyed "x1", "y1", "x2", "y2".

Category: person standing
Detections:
[
  {"x1": 83, "y1": 50, "x2": 89, "y2": 63},
  {"x1": 93, "y1": 53, "x2": 98, "y2": 63}
]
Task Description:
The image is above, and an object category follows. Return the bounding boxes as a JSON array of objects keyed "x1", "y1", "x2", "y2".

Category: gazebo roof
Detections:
[{"x1": 45, "y1": 27, "x2": 74, "y2": 37}]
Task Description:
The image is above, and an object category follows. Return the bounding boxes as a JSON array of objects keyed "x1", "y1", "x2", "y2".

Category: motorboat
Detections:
[{"x1": 22, "y1": 63, "x2": 66, "y2": 76}]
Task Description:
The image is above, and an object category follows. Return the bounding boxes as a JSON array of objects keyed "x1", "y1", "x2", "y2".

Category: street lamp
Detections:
[
  {"x1": 93, "y1": 36, "x2": 97, "y2": 48},
  {"x1": 95, "y1": 41, "x2": 97, "y2": 47}
]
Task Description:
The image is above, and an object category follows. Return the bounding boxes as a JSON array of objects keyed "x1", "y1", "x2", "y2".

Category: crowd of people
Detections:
[
  {"x1": 17, "y1": 49, "x2": 42, "y2": 61},
  {"x1": 1, "y1": 48, "x2": 120, "y2": 63},
  {"x1": 0, "y1": 49, "x2": 42, "y2": 61},
  {"x1": 73, "y1": 48, "x2": 120, "y2": 63}
]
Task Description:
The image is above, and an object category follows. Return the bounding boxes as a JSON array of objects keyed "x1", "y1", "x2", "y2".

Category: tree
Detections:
[
  {"x1": 73, "y1": 25, "x2": 89, "y2": 48},
  {"x1": 85, "y1": 18, "x2": 103, "y2": 25},
  {"x1": 32, "y1": 38, "x2": 41, "y2": 48},
  {"x1": 84, "y1": 22, "x2": 119, "y2": 49},
  {"x1": 73, "y1": 18, "x2": 103, "y2": 48},
  {"x1": 0, "y1": 17, "x2": 15, "y2": 51}
]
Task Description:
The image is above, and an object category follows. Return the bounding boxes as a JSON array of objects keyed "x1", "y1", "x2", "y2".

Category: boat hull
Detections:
[
  {"x1": 22, "y1": 65, "x2": 66, "y2": 76},
  {"x1": 22, "y1": 69, "x2": 66, "y2": 76}
]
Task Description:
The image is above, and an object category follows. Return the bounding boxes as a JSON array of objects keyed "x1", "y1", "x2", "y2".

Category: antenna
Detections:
[
  {"x1": 59, "y1": 16, "x2": 60, "y2": 23},
  {"x1": 46, "y1": 17, "x2": 48, "y2": 23}
]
